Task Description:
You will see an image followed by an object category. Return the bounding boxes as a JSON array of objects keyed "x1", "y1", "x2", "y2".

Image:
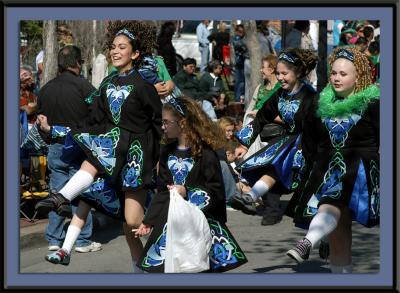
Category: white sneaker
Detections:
[
  {"x1": 74, "y1": 242, "x2": 102, "y2": 253},
  {"x1": 48, "y1": 245, "x2": 61, "y2": 251}
]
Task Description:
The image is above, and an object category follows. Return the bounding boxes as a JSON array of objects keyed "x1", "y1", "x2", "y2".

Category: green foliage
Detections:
[{"x1": 20, "y1": 21, "x2": 43, "y2": 43}]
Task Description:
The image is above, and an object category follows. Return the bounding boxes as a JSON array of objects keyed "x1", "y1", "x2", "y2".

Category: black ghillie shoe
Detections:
[
  {"x1": 35, "y1": 193, "x2": 71, "y2": 217},
  {"x1": 228, "y1": 193, "x2": 257, "y2": 215}
]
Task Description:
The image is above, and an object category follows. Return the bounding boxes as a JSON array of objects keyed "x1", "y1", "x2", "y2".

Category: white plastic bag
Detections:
[{"x1": 164, "y1": 188, "x2": 212, "y2": 273}]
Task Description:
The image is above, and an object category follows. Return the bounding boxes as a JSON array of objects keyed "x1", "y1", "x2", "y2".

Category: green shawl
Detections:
[{"x1": 317, "y1": 83, "x2": 380, "y2": 118}]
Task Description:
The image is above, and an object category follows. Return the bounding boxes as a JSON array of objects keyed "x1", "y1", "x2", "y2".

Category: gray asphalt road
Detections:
[{"x1": 20, "y1": 194, "x2": 379, "y2": 274}]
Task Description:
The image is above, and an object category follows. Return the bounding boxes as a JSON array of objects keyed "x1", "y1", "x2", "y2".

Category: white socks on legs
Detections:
[
  {"x1": 62, "y1": 225, "x2": 81, "y2": 254},
  {"x1": 248, "y1": 180, "x2": 270, "y2": 201},
  {"x1": 305, "y1": 211, "x2": 339, "y2": 248},
  {"x1": 59, "y1": 170, "x2": 94, "y2": 201},
  {"x1": 330, "y1": 264, "x2": 353, "y2": 274}
]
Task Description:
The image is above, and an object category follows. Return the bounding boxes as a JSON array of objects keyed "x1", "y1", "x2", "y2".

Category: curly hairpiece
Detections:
[
  {"x1": 279, "y1": 48, "x2": 318, "y2": 79},
  {"x1": 329, "y1": 46, "x2": 372, "y2": 93},
  {"x1": 163, "y1": 96, "x2": 226, "y2": 157},
  {"x1": 105, "y1": 20, "x2": 157, "y2": 69}
]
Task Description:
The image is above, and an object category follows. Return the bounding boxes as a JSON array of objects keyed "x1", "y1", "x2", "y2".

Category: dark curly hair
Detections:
[
  {"x1": 278, "y1": 48, "x2": 318, "y2": 79},
  {"x1": 105, "y1": 20, "x2": 157, "y2": 69}
]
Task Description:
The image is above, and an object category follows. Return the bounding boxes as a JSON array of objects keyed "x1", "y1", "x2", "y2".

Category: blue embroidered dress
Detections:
[
  {"x1": 70, "y1": 68, "x2": 162, "y2": 192},
  {"x1": 42, "y1": 59, "x2": 164, "y2": 221},
  {"x1": 137, "y1": 142, "x2": 248, "y2": 272},
  {"x1": 235, "y1": 82, "x2": 317, "y2": 191},
  {"x1": 289, "y1": 94, "x2": 380, "y2": 228}
]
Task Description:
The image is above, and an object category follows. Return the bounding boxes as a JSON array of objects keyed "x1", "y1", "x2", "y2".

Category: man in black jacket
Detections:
[{"x1": 35, "y1": 45, "x2": 101, "y2": 253}]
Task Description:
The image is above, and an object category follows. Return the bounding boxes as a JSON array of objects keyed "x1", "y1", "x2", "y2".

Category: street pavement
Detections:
[{"x1": 20, "y1": 194, "x2": 379, "y2": 274}]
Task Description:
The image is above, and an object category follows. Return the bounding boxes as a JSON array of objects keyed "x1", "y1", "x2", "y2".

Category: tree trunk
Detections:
[
  {"x1": 41, "y1": 20, "x2": 58, "y2": 87},
  {"x1": 243, "y1": 20, "x2": 262, "y2": 110}
]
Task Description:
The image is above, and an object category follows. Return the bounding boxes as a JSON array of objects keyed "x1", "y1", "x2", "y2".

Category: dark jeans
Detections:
[
  {"x1": 45, "y1": 143, "x2": 93, "y2": 247},
  {"x1": 234, "y1": 65, "x2": 245, "y2": 102}
]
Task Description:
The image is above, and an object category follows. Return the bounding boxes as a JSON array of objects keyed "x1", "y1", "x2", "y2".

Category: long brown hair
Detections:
[{"x1": 163, "y1": 96, "x2": 226, "y2": 157}]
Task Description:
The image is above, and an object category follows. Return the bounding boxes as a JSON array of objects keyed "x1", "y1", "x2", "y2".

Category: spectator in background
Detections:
[
  {"x1": 362, "y1": 25, "x2": 375, "y2": 45},
  {"x1": 208, "y1": 21, "x2": 230, "y2": 63},
  {"x1": 199, "y1": 60, "x2": 228, "y2": 119},
  {"x1": 355, "y1": 37, "x2": 369, "y2": 53},
  {"x1": 366, "y1": 40, "x2": 380, "y2": 83},
  {"x1": 284, "y1": 20, "x2": 310, "y2": 49},
  {"x1": 20, "y1": 65, "x2": 38, "y2": 130},
  {"x1": 35, "y1": 45, "x2": 101, "y2": 255},
  {"x1": 256, "y1": 21, "x2": 275, "y2": 57},
  {"x1": 234, "y1": 115, "x2": 244, "y2": 132},
  {"x1": 173, "y1": 58, "x2": 202, "y2": 100},
  {"x1": 333, "y1": 20, "x2": 345, "y2": 48},
  {"x1": 196, "y1": 20, "x2": 211, "y2": 73},
  {"x1": 35, "y1": 49, "x2": 44, "y2": 87},
  {"x1": 20, "y1": 64, "x2": 39, "y2": 183},
  {"x1": 338, "y1": 28, "x2": 357, "y2": 47},
  {"x1": 232, "y1": 24, "x2": 247, "y2": 103},
  {"x1": 218, "y1": 116, "x2": 236, "y2": 141},
  {"x1": 157, "y1": 21, "x2": 177, "y2": 77},
  {"x1": 243, "y1": 54, "x2": 280, "y2": 127}
]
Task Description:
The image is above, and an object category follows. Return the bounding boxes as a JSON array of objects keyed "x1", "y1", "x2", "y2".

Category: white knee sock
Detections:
[
  {"x1": 59, "y1": 170, "x2": 94, "y2": 201},
  {"x1": 305, "y1": 211, "x2": 339, "y2": 248},
  {"x1": 330, "y1": 264, "x2": 353, "y2": 274},
  {"x1": 248, "y1": 180, "x2": 270, "y2": 200},
  {"x1": 132, "y1": 260, "x2": 144, "y2": 273},
  {"x1": 61, "y1": 225, "x2": 81, "y2": 254}
]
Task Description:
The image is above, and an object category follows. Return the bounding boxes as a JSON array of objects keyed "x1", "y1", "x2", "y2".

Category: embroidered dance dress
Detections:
[
  {"x1": 63, "y1": 69, "x2": 162, "y2": 218},
  {"x1": 235, "y1": 82, "x2": 317, "y2": 191},
  {"x1": 289, "y1": 84, "x2": 380, "y2": 228},
  {"x1": 137, "y1": 142, "x2": 248, "y2": 272}
]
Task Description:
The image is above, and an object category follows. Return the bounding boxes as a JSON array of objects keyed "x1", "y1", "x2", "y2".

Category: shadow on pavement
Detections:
[{"x1": 254, "y1": 260, "x2": 331, "y2": 273}]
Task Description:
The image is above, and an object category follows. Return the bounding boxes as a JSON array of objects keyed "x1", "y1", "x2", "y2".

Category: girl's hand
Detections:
[
  {"x1": 167, "y1": 184, "x2": 187, "y2": 198},
  {"x1": 155, "y1": 80, "x2": 175, "y2": 97},
  {"x1": 273, "y1": 115, "x2": 284, "y2": 124},
  {"x1": 36, "y1": 114, "x2": 51, "y2": 132},
  {"x1": 132, "y1": 223, "x2": 152, "y2": 238},
  {"x1": 154, "y1": 82, "x2": 169, "y2": 97}
]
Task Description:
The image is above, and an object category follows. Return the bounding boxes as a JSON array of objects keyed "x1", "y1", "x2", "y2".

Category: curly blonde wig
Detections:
[{"x1": 328, "y1": 46, "x2": 372, "y2": 93}]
